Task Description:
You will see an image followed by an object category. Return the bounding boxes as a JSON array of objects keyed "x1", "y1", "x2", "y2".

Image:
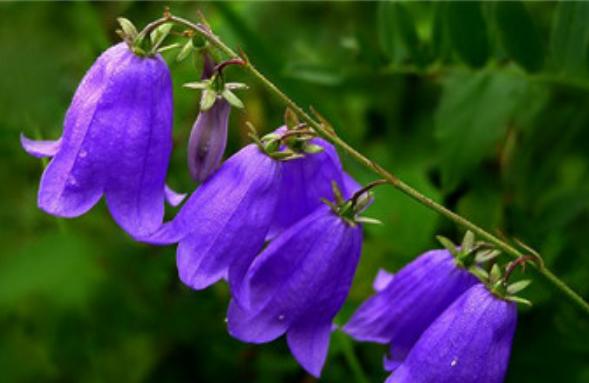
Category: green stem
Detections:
[
  {"x1": 150, "y1": 14, "x2": 589, "y2": 316},
  {"x1": 336, "y1": 332, "x2": 371, "y2": 383}
]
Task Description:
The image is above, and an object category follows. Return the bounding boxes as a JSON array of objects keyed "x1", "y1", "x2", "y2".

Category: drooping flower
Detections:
[
  {"x1": 143, "y1": 143, "x2": 281, "y2": 291},
  {"x1": 227, "y1": 203, "x2": 364, "y2": 377},
  {"x1": 386, "y1": 283, "x2": 517, "y2": 383},
  {"x1": 21, "y1": 42, "x2": 173, "y2": 237},
  {"x1": 343, "y1": 249, "x2": 478, "y2": 369}
]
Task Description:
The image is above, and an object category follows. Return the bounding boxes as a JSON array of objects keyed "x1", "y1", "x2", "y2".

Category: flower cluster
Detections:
[{"x1": 21, "y1": 20, "x2": 529, "y2": 382}]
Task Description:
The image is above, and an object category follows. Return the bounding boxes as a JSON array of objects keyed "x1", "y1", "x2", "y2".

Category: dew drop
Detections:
[
  {"x1": 278, "y1": 314, "x2": 285, "y2": 321},
  {"x1": 79, "y1": 149, "x2": 87, "y2": 158},
  {"x1": 68, "y1": 176, "x2": 78, "y2": 186},
  {"x1": 450, "y1": 357, "x2": 459, "y2": 367},
  {"x1": 224, "y1": 317, "x2": 228, "y2": 323}
]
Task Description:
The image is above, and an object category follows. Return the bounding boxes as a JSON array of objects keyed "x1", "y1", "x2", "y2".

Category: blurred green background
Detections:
[{"x1": 1, "y1": 1, "x2": 589, "y2": 382}]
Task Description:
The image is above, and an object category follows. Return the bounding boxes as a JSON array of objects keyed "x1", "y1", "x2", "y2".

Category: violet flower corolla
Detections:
[
  {"x1": 186, "y1": 53, "x2": 232, "y2": 182},
  {"x1": 227, "y1": 196, "x2": 367, "y2": 377},
  {"x1": 21, "y1": 42, "x2": 174, "y2": 237},
  {"x1": 343, "y1": 249, "x2": 479, "y2": 370},
  {"x1": 141, "y1": 126, "x2": 360, "y2": 295},
  {"x1": 386, "y1": 283, "x2": 517, "y2": 383}
]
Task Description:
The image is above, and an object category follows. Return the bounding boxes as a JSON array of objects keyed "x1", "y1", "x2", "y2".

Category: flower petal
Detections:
[
  {"x1": 104, "y1": 52, "x2": 173, "y2": 237},
  {"x1": 37, "y1": 43, "x2": 128, "y2": 218},
  {"x1": 387, "y1": 284, "x2": 517, "y2": 383},
  {"x1": 20, "y1": 134, "x2": 62, "y2": 158},
  {"x1": 372, "y1": 269, "x2": 394, "y2": 292},
  {"x1": 175, "y1": 144, "x2": 280, "y2": 290},
  {"x1": 287, "y1": 319, "x2": 332, "y2": 378},
  {"x1": 343, "y1": 249, "x2": 478, "y2": 368},
  {"x1": 164, "y1": 184, "x2": 187, "y2": 207}
]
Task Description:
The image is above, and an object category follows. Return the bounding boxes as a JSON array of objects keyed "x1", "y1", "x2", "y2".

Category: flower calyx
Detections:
[
  {"x1": 183, "y1": 60, "x2": 248, "y2": 111},
  {"x1": 323, "y1": 181, "x2": 383, "y2": 227}
]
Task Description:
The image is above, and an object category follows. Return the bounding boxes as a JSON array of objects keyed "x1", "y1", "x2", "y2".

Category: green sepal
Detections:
[
  {"x1": 117, "y1": 17, "x2": 138, "y2": 40},
  {"x1": 436, "y1": 235, "x2": 458, "y2": 257},
  {"x1": 284, "y1": 107, "x2": 300, "y2": 130},
  {"x1": 505, "y1": 295, "x2": 532, "y2": 307},
  {"x1": 150, "y1": 23, "x2": 173, "y2": 48},
  {"x1": 489, "y1": 263, "x2": 502, "y2": 284},
  {"x1": 461, "y1": 231, "x2": 475, "y2": 253},
  {"x1": 355, "y1": 216, "x2": 382, "y2": 225},
  {"x1": 225, "y1": 82, "x2": 249, "y2": 91},
  {"x1": 303, "y1": 143, "x2": 324, "y2": 154},
  {"x1": 183, "y1": 81, "x2": 210, "y2": 90},
  {"x1": 475, "y1": 249, "x2": 501, "y2": 263},
  {"x1": 200, "y1": 90, "x2": 217, "y2": 111},
  {"x1": 507, "y1": 280, "x2": 532, "y2": 295},
  {"x1": 157, "y1": 43, "x2": 181, "y2": 54},
  {"x1": 469, "y1": 265, "x2": 489, "y2": 281},
  {"x1": 177, "y1": 39, "x2": 194, "y2": 62},
  {"x1": 222, "y1": 89, "x2": 244, "y2": 109}
]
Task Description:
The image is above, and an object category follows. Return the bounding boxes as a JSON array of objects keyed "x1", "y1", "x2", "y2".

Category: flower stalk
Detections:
[{"x1": 139, "y1": 12, "x2": 589, "y2": 316}]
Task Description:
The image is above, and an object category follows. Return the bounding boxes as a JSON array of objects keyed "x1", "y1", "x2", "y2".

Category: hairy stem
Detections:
[{"x1": 149, "y1": 14, "x2": 589, "y2": 316}]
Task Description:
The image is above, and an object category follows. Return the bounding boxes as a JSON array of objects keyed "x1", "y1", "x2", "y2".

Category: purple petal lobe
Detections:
[
  {"x1": 20, "y1": 134, "x2": 62, "y2": 158},
  {"x1": 175, "y1": 144, "x2": 280, "y2": 290},
  {"x1": 229, "y1": 206, "x2": 363, "y2": 377},
  {"x1": 187, "y1": 99, "x2": 231, "y2": 182},
  {"x1": 343, "y1": 249, "x2": 478, "y2": 367},
  {"x1": 104, "y1": 51, "x2": 173, "y2": 237},
  {"x1": 287, "y1": 320, "x2": 332, "y2": 378},
  {"x1": 164, "y1": 184, "x2": 187, "y2": 207},
  {"x1": 387, "y1": 284, "x2": 517, "y2": 383},
  {"x1": 372, "y1": 269, "x2": 394, "y2": 292}
]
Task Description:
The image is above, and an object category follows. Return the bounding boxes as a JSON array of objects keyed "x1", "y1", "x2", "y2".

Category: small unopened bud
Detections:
[{"x1": 187, "y1": 99, "x2": 231, "y2": 182}]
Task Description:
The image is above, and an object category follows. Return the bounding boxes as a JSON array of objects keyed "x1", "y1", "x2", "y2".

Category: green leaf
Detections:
[
  {"x1": 550, "y1": 1, "x2": 589, "y2": 77},
  {"x1": 435, "y1": 71, "x2": 530, "y2": 192},
  {"x1": 494, "y1": 1, "x2": 544, "y2": 72},
  {"x1": 445, "y1": 2, "x2": 489, "y2": 67},
  {"x1": 377, "y1": 1, "x2": 420, "y2": 65}
]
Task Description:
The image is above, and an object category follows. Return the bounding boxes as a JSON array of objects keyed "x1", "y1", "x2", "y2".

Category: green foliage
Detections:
[{"x1": 1, "y1": 1, "x2": 588, "y2": 382}]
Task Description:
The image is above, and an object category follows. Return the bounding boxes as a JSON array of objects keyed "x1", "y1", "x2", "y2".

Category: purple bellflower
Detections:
[
  {"x1": 142, "y1": 127, "x2": 360, "y2": 295},
  {"x1": 227, "y1": 202, "x2": 364, "y2": 377},
  {"x1": 343, "y1": 249, "x2": 478, "y2": 370},
  {"x1": 144, "y1": 143, "x2": 281, "y2": 291},
  {"x1": 21, "y1": 42, "x2": 174, "y2": 237},
  {"x1": 386, "y1": 283, "x2": 517, "y2": 383}
]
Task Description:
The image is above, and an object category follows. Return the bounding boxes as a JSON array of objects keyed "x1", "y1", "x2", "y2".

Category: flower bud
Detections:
[{"x1": 187, "y1": 98, "x2": 231, "y2": 182}]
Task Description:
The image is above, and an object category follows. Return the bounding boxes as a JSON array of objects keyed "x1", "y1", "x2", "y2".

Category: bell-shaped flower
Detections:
[
  {"x1": 144, "y1": 143, "x2": 281, "y2": 291},
  {"x1": 21, "y1": 42, "x2": 173, "y2": 237},
  {"x1": 227, "y1": 201, "x2": 364, "y2": 377},
  {"x1": 386, "y1": 283, "x2": 517, "y2": 383},
  {"x1": 343, "y1": 249, "x2": 478, "y2": 369}
]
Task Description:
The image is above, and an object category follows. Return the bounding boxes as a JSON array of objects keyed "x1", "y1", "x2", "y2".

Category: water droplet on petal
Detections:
[
  {"x1": 224, "y1": 317, "x2": 228, "y2": 323},
  {"x1": 278, "y1": 314, "x2": 285, "y2": 321},
  {"x1": 450, "y1": 357, "x2": 459, "y2": 367},
  {"x1": 79, "y1": 149, "x2": 87, "y2": 158},
  {"x1": 68, "y1": 176, "x2": 77, "y2": 186}
]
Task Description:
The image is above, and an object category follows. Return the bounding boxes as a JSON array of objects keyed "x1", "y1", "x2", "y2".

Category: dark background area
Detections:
[{"x1": 1, "y1": 2, "x2": 588, "y2": 382}]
